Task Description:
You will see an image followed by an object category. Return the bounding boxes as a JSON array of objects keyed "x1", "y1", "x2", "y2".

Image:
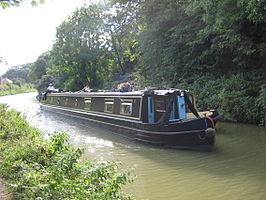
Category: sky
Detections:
[{"x1": 0, "y1": 0, "x2": 91, "y2": 76}]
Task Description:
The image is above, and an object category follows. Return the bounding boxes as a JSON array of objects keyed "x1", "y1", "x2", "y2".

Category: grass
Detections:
[{"x1": 0, "y1": 104, "x2": 133, "y2": 200}]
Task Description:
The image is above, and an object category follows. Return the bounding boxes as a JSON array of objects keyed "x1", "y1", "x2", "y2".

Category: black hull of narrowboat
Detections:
[{"x1": 40, "y1": 104, "x2": 215, "y2": 151}]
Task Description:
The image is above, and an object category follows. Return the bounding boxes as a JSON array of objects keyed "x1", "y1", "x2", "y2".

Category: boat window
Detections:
[
  {"x1": 155, "y1": 98, "x2": 166, "y2": 112},
  {"x1": 105, "y1": 98, "x2": 114, "y2": 113},
  {"x1": 120, "y1": 99, "x2": 133, "y2": 115},
  {"x1": 186, "y1": 94, "x2": 195, "y2": 113},
  {"x1": 84, "y1": 98, "x2": 91, "y2": 110}
]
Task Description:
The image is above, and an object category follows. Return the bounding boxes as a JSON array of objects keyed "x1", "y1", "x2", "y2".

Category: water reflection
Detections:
[{"x1": 1, "y1": 93, "x2": 266, "y2": 200}]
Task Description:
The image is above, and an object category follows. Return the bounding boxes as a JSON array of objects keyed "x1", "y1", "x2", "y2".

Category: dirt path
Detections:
[{"x1": 0, "y1": 178, "x2": 9, "y2": 200}]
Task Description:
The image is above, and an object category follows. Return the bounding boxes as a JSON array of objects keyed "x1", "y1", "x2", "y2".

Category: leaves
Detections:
[
  {"x1": 49, "y1": 4, "x2": 118, "y2": 91},
  {"x1": 0, "y1": 0, "x2": 45, "y2": 8},
  {"x1": 0, "y1": 106, "x2": 133, "y2": 199},
  {"x1": 31, "y1": 0, "x2": 37, "y2": 6}
]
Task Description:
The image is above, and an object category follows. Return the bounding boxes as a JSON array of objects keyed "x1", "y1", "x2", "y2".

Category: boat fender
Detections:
[
  {"x1": 198, "y1": 128, "x2": 215, "y2": 140},
  {"x1": 205, "y1": 128, "x2": 216, "y2": 138}
]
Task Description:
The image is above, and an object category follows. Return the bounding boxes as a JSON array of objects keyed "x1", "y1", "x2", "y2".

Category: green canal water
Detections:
[{"x1": 1, "y1": 93, "x2": 265, "y2": 200}]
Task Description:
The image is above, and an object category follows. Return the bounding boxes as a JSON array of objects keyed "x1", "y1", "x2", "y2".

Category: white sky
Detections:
[{"x1": 0, "y1": 0, "x2": 92, "y2": 75}]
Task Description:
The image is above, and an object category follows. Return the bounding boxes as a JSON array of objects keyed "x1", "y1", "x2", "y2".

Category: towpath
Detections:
[{"x1": 0, "y1": 178, "x2": 8, "y2": 200}]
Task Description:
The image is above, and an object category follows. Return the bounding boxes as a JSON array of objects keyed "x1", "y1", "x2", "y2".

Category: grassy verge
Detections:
[
  {"x1": 0, "y1": 89, "x2": 36, "y2": 96},
  {"x1": 0, "y1": 104, "x2": 133, "y2": 200}
]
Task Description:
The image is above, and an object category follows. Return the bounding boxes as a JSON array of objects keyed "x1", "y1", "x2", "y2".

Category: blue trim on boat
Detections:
[
  {"x1": 177, "y1": 95, "x2": 186, "y2": 119},
  {"x1": 148, "y1": 96, "x2": 155, "y2": 123}
]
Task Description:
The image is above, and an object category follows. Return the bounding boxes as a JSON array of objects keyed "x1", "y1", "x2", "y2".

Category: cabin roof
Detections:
[{"x1": 47, "y1": 89, "x2": 190, "y2": 97}]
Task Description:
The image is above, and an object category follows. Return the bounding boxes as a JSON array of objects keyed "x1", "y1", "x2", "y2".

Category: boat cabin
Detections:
[{"x1": 43, "y1": 89, "x2": 197, "y2": 124}]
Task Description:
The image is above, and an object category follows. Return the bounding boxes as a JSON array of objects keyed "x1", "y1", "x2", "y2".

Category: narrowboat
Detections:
[{"x1": 40, "y1": 88, "x2": 220, "y2": 151}]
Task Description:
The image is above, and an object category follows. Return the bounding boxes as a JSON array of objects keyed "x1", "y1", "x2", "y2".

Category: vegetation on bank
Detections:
[
  {"x1": 0, "y1": 65, "x2": 36, "y2": 96},
  {"x1": 0, "y1": 83, "x2": 35, "y2": 96},
  {"x1": 0, "y1": 104, "x2": 133, "y2": 200},
  {"x1": 0, "y1": 88, "x2": 36, "y2": 96},
  {"x1": 177, "y1": 71, "x2": 266, "y2": 126}
]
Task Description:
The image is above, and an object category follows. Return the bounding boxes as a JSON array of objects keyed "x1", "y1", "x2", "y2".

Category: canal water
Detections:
[{"x1": 0, "y1": 92, "x2": 266, "y2": 200}]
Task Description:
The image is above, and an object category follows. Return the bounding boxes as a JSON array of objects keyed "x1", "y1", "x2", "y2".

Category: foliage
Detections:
[
  {"x1": 1, "y1": 64, "x2": 34, "y2": 95},
  {"x1": 0, "y1": 64, "x2": 34, "y2": 95},
  {"x1": 29, "y1": 52, "x2": 54, "y2": 93},
  {"x1": 0, "y1": 0, "x2": 45, "y2": 9},
  {"x1": 184, "y1": 0, "x2": 266, "y2": 70},
  {"x1": 108, "y1": 0, "x2": 141, "y2": 74},
  {"x1": 0, "y1": 81, "x2": 35, "y2": 95},
  {"x1": 257, "y1": 84, "x2": 266, "y2": 126},
  {"x1": 0, "y1": 104, "x2": 37, "y2": 140},
  {"x1": 49, "y1": 4, "x2": 118, "y2": 91},
  {"x1": 0, "y1": 81, "x2": 34, "y2": 96},
  {"x1": 0, "y1": 104, "x2": 133, "y2": 199},
  {"x1": 2, "y1": 64, "x2": 31, "y2": 83},
  {"x1": 35, "y1": 74, "x2": 54, "y2": 93},
  {"x1": 29, "y1": 52, "x2": 51, "y2": 84},
  {"x1": 174, "y1": 70, "x2": 266, "y2": 124},
  {"x1": 0, "y1": 83, "x2": 19, "y2": 92},
  {"x1": 0, "y1": 88, "x2": 35, "y2": 96},
  {"x1": 11, "y1": 78, "x2": 27, "y2": 87},
  {"x1": 29, "y1": 2, "x2": 140, "y2": 92}
]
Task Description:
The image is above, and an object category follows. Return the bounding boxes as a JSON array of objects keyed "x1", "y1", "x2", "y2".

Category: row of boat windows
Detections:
[
  {"x1": 47, "y1": 95, "x2": 194, "y2": 118},
  {"x1": 49, "y1": 97, "x2": 134, "y2": 116},
  {"x1": 88, "y1": 98, "x2": 134, "y2": 115}
]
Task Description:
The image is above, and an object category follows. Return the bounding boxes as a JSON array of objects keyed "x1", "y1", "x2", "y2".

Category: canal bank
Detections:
[
  {"x1": 0, "y1": 103, "x2": 132, "y2": 199},
  {"x1": 0, "y1": 178, "x2": 9, "y2": 200},
  {"x1": 0, "y1": 92, "x2": 266, "y2": 200}
]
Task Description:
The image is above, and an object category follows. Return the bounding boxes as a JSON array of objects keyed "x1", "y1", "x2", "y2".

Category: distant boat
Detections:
[{"x1": 40, "y1": 88, "x2": 220, "y2": 151}]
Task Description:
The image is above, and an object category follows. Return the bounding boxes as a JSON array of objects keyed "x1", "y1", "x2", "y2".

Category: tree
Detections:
[
  {"x1": 0, "y1": 0, "x2": 45, "y2": 9},
  {"x1": 36, "y1": 74, "x2": 54, "y2": 93},
  {"x1": 2, "y1": 63, "x2": 31, "y2": 82},
  {"x1": 184, "y1": 0, "x2": 266, "y2": 73},
  {"x1": 29, "y1": 52, "x2": 51, "y2": 83},
  {"x1": 50, "y1": 4, "x2": 117, "y2": 91},
  {"x1": 112, "y1": 0, "x2": 266, "y2": 85},
  {"x1": 107, "y1": 0, "x2": 142, "y2": 75}
]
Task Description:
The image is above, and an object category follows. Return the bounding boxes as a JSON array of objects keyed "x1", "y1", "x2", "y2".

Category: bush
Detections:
[
  {"x1": 0, "y1": 84, "x2": 20, "y2": 92},
  {"x1": 0, "y1": 104, "x2": 133, "y2": 200},
  {"x1": 175, "y1": 71, "x2": 266, "y2": 125},
  {"x1": 0, "y1": 82, "x2": 35, "y2": 96},
  {"x1": 257, "y1": 84, "x2": 266, "y2": 126}
]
